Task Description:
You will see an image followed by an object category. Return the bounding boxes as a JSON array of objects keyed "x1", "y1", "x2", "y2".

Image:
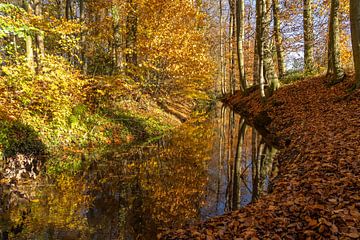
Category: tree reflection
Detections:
[
  {"x1": 215, "y1": 105, "x2": 278, "y2": 212},
  {"x1": 1, "y1": 105, "x2": 279, "y2": 239}
]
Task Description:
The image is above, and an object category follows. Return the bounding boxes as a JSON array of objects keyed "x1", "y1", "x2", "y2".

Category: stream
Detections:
[{"x1": 0, "y1": 104, "x2": 278, "y2": 240}]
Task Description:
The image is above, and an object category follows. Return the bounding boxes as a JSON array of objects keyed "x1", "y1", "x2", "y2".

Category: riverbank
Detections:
[
  {"x1": 160, "y1": 75, "x2": 360, "y2": 239},
  {"x1": 0, "y1": 67, "x2": 184, "y2": 175}
]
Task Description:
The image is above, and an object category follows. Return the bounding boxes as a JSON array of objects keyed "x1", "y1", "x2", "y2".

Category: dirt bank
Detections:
[{"x1": 160, "y1": 75, "x2": 360, "y2": 239}]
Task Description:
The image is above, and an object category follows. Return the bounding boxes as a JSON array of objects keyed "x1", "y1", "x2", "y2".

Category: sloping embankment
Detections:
[{"x1": 160, "y1": 75, "x2": 360, "y2": 239}]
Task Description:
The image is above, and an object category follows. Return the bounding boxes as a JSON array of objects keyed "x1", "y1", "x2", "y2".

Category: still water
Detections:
[{"x1": 0, "y1": 104, "x2": 277, "y2": 239}]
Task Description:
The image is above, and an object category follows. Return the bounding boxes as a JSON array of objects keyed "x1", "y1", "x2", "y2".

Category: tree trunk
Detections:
[
  {"x1": 233, "y1": 118, "x2": 246, "y2": 209},
  {"x1": 253, "y1": 0, "x2": 261, "y2": 86},
  {"x1": 350, "y1": 0, "x2": 360, "y2": 88},
  {"x1": 23, "y1": 0, "x2": 35, "y2": 73},
  {"x1": 112, "y1": 4, "x2": 124, "y2": 74},
  {"x1": 264, "y1": 0, "x2": 280, "y2": 92},
  {"x1": 126, "y1": 0, "x2": 138, "y2": 80},
  {"x1": 65, "y1": 0, "x2": 71, "y2": 20},
  {"x1": 80, "y1": 0, "x2": 87, "y2": 74},
  {"x1": 236, "y1": 0, "x2": 247, "y2": 92},
  {"x1": 273, "y1": 0, "x2": 286, "y2": 79},
  {"x1": 303, "y1": 0, "x2": 315, "y2": 73},
  {"x1": 255, "y1": 0, "x2": 266, "y2": 98},
  {"x1": 229, "y1": 0, "x2": 236, "y2": 94},
  {"x1": 327, "y1": 0, "x2": 344, "y2": 83},
  {"x1": 220, "y1": 0, "x2": 226, "y2": 95},
  {"x1": 34, "y1": 0, "x2": 45, "y2": 73}
]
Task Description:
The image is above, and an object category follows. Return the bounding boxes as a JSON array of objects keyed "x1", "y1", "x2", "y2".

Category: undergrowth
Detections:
[{"x1": 0, "y1": 57, "x2": 178, "y2": 173}]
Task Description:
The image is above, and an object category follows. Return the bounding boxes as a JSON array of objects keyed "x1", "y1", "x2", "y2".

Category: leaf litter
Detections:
[{"x1": 159, "y1": 75, "x2": 360, "y2": 239}]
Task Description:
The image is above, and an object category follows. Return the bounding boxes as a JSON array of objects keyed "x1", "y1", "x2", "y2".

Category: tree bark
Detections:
[
  {"x1": 327, "y1": 0, "x2": 344, "y2": 83},
  {"x1": 264, "y1": 0, "x2": 280, "y2": 92},
  {"x1": 23, "y1": 0, "x2": 35, "y2": 73},
  {"x1": 229, "y1": 0, "x2": 236, "y2": 94},
  {"x1": 350, "y1": 0, "x2": 360, "y2": 88},
  {"x1": 273, "y1": 0, "x2": 286, "y2": 79},
  {"x1": 65, "y1": 0, "x2": 71, "y2": 20},
  {"x1": 236, "y1": 0, "x2": 247, "y2": 92},
  {"x1": 80, "y1": 0, "x2": 87, "y2": 74},
  {"x1": 220, "y1": 0, "x2": 226, "y2": 95},
  {"x1": 255, "y1": 0, "x2": 266, "y2": 98},
  {"x1": 303, "y1": 0, "x2": 315, "y2": 73},
  {"x1": 34, "y1": 0, "x2": 45, "y2": 73},
  {"x1": 112, "y1": 4, "x2": 124, "y2": 74},
  {"x1": 125, "y1": 0, "x2": 138, "y2": 80},
  {"x1": 253, "y1": 0, "x2": 261, "y2": 86}
]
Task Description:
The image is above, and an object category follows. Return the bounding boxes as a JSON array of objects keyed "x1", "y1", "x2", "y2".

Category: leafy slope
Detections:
[{"x1": 160, "y1": 75, "x2": 360, "y2": 239}]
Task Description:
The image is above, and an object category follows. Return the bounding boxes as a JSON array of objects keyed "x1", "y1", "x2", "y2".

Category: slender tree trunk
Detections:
[
  {"x1": 251, "y1": 129, "x2": 259, "y2": 202},
  {"x1": 253, "y1": 0, "x2": 261, "y2": 86},
  {"x1": 126, "y1": 0, "x2": 138, "y2": 80},
  {"x1": 34, "y1": 0, "x2": 45, "y2": 73},
  {"x1": 23, "y1": 0, "x2": 35, "y2": 73},
  {"x1": 264, "y1": 0, "x2": 280, "y2": 92},
  {"x1": 80, "y1": 0, "x2": 87, "y2": 74},
  {"x1": 229, "y1": 0, "x2": 236, "y2": 94},
  {"x1": 255, "y1": 0, "x2": 266, "y2": 98},
  {"x1": 220, "y1": 0, "x2": 226, "y2": 95},
  {"x1": 13, "y1": 34, "x2": 18, "y2": 58},
  {"x1": 327, "y1": 0, "x2": 344, "y2": 83},
  {"x1": 236, "y1": 0, "x2": 247, "y2": 92},
  {"x1": 273, "y1": 0, "x2": 285, "y2": 79},
  {"x1": 66, "y1": 0, "x2": 71, "y2": 20},
  {"x1": 112, "y1": 4, "x2": 124, "y2": 74},
  {"x1": 303, "y1": 0, "x2": 315, "y2": 73},
  {"x1": 233, "y1": 118, "x2": 246, "y2": 210},
  {"x1": 350, "y1": 0, "x2": 360, "y2": 88}
]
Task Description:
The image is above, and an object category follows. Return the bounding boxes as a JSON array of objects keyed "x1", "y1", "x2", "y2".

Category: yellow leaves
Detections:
[{"x1": 135, "y1": 0, "x2": 215, "y2": 98}]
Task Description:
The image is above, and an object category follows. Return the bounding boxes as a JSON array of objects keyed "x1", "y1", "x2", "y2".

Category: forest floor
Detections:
[{"x1": 160, "y1": 75, "x2": 360, "y2": 239}]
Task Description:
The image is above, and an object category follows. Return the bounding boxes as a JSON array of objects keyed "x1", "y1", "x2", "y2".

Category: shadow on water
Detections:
[
  {"x1": 0, "y1": 120, "x2": 47, "y2": 239},
  {"x1": 0, "y1": 104, "x2": 278, "y2": 239}
]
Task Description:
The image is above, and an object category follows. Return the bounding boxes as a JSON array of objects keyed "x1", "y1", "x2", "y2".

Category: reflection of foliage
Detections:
[
  {"x1": 135, "y1": 114, "x2": 215, "y2": 228},
  {"x1": 6, "y1": 174, "x2": 92, "y2": 239},
  {"x1": 1, "y1": 111, "x2": 216, "y2": 239}
]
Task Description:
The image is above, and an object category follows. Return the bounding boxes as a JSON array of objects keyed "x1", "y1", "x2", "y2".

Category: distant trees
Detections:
[{"x1": 216, "y1": 0, "x2": 360, "y2": 98}]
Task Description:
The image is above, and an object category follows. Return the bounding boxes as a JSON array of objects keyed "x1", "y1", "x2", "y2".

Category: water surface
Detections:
[{"x1": 0, "y1": 104, "x2": 278, "y2": 239}]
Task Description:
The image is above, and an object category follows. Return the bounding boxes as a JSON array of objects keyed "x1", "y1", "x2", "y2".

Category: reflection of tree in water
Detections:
[
  {"x1": 85, "y1": 114, "x2": 215, "y2": 239},
  {"x1": 215, "y1": 105, "x2": 278, "y2": 212},
  {"x1": 0, "y1": 106, "x2": 277, "y2": 239}
]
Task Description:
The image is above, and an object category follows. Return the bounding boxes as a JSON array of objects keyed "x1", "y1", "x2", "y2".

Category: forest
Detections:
[{"x1": 0, "y1": 0, "x2": 359, "y2": 239}]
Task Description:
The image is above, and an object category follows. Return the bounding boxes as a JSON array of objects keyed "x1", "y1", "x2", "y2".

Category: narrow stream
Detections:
[{"x1": 0, "y1": 104, "x2": 278, "y2": 240}]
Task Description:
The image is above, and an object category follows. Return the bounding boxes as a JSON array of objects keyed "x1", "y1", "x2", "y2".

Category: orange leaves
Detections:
[{"x1": 161, "y1": 75, "x2": 360, "y2": 239}]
